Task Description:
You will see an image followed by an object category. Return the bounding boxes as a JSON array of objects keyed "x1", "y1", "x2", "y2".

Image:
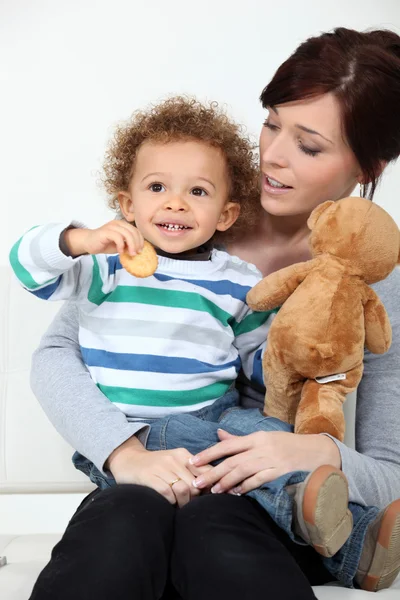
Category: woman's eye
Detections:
[
  {"x1": 263, "y1": 119, "x2": 279, "y2": 131},
  {"x1": 298, "y1": 142, "x2": 321, "y2": 158},
  {"x1": 191, "y1": 187, "x2": 207, "y2": 197},
  {"x1": 149, "y1": 183, "x2": 165, "y2": 192}
]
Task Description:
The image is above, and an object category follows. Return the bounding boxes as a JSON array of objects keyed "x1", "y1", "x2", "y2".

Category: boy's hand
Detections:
[
  {"x1": 107, "y1": 436, "x2": 211, "y2": 508},
  {"x1": 64, "y1": 221, "x2": 144, "y2": 257}
]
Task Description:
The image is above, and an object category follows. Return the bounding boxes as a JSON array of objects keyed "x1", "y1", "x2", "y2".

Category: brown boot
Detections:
[
  {"x1": 355, "y1": 498, "x2": 400, "y2": 592},
  {"x1": 292, "y1": 465, "x2": 353, "y2": 557}
]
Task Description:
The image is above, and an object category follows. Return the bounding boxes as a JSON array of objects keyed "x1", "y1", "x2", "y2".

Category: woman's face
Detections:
[{"x1": 259, "y1": 93, "x2": 362, "y2": 218}]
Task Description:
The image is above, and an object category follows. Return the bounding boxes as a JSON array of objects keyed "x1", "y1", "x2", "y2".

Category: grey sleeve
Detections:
[
  {"x1": 329, "y1": 268, "x2": 400, "y2": 509},
  {"x1": 30, "y1": 301, "x2": 149, "y2": 475}
]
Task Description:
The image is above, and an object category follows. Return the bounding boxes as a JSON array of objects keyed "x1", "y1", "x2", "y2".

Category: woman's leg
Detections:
[
  {"x1": 29, "y1": 485, "x2": 175, "y2": 600},
  {"x1": 171, "y1": 494, "x2": 332, "y2": 600}
]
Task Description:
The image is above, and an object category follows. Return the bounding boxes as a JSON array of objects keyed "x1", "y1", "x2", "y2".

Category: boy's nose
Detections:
[{"x1": 164, "y1": 195, "x2": 188, "y2": 211}]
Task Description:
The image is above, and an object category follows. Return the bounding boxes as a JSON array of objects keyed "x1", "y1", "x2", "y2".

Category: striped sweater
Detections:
[{"x1": 10, "y1": 223, "x2": 274, "y2": 419}]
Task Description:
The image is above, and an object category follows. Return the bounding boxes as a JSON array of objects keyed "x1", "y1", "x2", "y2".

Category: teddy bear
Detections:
[{"x1": 246, "y1": 197, "x2": 400, "y2": 442}]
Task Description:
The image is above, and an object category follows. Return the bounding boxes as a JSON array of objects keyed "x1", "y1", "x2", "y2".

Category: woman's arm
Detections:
[
  {"x1": 30, "y1": 300, "x2": 150, "y2": 474},
  {"x1": 326, "y1": 268, "x2": 400, "y2": 508}
]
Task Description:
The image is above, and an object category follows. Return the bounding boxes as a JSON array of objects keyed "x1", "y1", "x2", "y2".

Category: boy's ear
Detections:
[
  {"x1": 118, "y1": 191, "x2": 135, "y2": 222},
  {"x1": 215, "y1": 202, "x2": 240, "y2": 232}
]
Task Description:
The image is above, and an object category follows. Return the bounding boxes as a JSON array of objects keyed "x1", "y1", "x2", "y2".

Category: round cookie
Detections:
[{"x1": 120, "y1": 240, "x2": 158, "y2": 278}]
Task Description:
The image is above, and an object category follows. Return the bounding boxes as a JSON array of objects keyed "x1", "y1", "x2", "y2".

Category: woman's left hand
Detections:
[{"x1": 190, "y1": 429, "x2": 341, "y2": 495}]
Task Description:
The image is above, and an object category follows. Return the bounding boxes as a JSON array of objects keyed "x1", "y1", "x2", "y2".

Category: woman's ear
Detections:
[
  {"x1": 307, "y1": 201, "x2": 335, "y2": 231},
  {"x1": 118, "y1": 191, "x2": 135, "y2": 222},
  {"x1": 215, "y1": 202, "x2": 241, "y2": 232}
]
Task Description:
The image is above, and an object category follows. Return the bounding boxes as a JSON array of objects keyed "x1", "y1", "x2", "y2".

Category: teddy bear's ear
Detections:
[{"x1": 307, "y1": 201, "x2": 335, "y2": 230}]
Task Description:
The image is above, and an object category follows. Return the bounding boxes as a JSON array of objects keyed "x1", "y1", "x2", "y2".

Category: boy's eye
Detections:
[
  {"x1": 149, "y1": 183, "x2": 165, "y2": 192},
  {"x1": 191, "y1": 187, "x2": 207, "y2": 197}
]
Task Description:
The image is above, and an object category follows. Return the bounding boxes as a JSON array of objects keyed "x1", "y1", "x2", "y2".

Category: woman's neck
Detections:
[
  {"x1": 228, "y1": 211, "x2": 312, "y2": 277},
  {"x1": 255, "y1": 210, "x2": 310, "y2": 245}
]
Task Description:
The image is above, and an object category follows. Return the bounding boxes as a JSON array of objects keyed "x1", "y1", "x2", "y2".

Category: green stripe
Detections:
[
  {"x1": 9, "y1": 227, "x2": 56, "y2": 290},
  {"x1": 87, "y1": 255, "x2": 109, "y2": 305},
  {"x1": 88, "y1": 258, "x2": 234, "y2": 327},
  {"x1": 98, "y1": 380, "x2": 234, "y2": 406},
  {"x1": 233, "y1": 307, "x2": 279, "y2": 336}
]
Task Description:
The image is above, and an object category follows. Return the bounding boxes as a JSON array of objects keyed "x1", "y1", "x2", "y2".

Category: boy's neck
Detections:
[{"x1": 156, "y1": 242, "x2": 213, "y2": 261}]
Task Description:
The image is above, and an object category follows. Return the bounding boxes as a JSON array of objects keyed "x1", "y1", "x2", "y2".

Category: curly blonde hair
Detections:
[{"x1": 102, "y1": 96, "x2": 260, "y2": 242}]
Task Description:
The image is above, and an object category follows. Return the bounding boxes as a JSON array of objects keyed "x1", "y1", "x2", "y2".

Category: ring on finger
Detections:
[{"x1": 168, "y1": 478, "x2": 181, "y2": 487}]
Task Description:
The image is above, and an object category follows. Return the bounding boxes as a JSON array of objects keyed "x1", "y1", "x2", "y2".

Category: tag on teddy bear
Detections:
[{"x1": 315, "y1": 373, "x2": 347, "y2": 384}]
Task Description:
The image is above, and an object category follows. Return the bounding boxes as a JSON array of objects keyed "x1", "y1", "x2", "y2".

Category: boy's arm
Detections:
[
  {"x1": 246, "y1": 260, "x2": 316, "y2": 311},
  {"x1": 9, "y1": 223, "x2": 89, "y2": 301}
]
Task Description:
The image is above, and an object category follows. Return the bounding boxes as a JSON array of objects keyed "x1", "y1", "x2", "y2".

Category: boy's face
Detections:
[{"x1": 118, "y1": 140, "x2": 240, "y2": 253}]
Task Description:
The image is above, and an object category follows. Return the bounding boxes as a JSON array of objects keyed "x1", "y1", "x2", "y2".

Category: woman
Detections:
[{"x1": 29, "y1": 27, "x2": 400, "y2": 600}]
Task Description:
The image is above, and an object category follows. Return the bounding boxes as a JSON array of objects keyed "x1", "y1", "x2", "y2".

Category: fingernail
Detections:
[
  {"x1": 189, "y1": 456, "x2": 200, "y2": 465},
  {"x1": 192, "y1": 478, "x2": 204, "y2": 488},
  {"x1": 228, "y1": 490, "x2": 242, "y2": 496},
  {"x1": 211, "y1": 484, "x2": 222, "y2": 494},
  {"x1": 232, "y1": 486, "x2": 242, "y2": 495}
]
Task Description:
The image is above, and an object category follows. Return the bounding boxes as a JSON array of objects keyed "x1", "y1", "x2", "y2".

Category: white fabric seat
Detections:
[{"x1": 0, "y1": 266, "x2": 399, "y2": 599}]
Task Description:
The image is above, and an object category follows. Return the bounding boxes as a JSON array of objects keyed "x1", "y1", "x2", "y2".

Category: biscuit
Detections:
[{"x1": 120, "y1": 240, "x2": 158, "y2": 278}]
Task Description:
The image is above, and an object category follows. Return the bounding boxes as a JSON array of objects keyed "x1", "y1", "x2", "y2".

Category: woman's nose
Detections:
[{"x1": 261, "y1": 135, "x2": 289, "y2": 169}]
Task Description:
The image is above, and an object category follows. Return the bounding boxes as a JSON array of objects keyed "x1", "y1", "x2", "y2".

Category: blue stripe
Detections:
[
  {"x1": 251, "y1": 348, "x2": 265, "y2": 388},
  {"x1": 30, "y1": 276, "x2": 62, "y2": 299},
  {"x1": 154, "y1": 273, "x2": 250, "y2": 302},
  {"x1": 107, "y1": 255, "x2": 122, "y2": 276},
  {"x1": 81, "y1": 347, "x2": 242, "y2": 374},
  {"x1": 108, "y1": 255, "x2": 251, "y2": 301}
]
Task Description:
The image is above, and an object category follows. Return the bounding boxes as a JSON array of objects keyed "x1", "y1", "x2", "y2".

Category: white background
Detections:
[
  {"x1": 1, "y1": 0, "x2": 400, "y2": 533},
  {"x1": 1, "y1": 0, "x2": 400, "y2": 267}
]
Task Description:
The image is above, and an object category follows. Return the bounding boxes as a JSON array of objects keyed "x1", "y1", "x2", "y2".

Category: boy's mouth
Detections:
[
  {"x1": 155, "y1": 222, "x2": 193, "y2": 235},
  {"x1": 157, "y1": 222, "x2": 192, "y2": 231}
]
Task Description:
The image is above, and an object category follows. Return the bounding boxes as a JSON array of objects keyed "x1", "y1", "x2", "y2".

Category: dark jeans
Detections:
[{"x1": 29, "y1": 485, "x2": 333, "y2": 600}]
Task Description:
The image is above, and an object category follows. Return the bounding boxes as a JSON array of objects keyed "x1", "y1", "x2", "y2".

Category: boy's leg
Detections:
[
  {"x1": 29, "y1": 485, "x2": 175, "y2": 600},
  {"x1": 147, "y1": 390, "x2": 241, "y2": 456},
  {"x1": 71, "y1": 390, "x2": 240, "y2": 485},
  {"x1": 219, "y1": 409, "x2": 354, "y2": 557},
  {"x1": 323, "y1": 499, "x2": 400, "y2": 590}
]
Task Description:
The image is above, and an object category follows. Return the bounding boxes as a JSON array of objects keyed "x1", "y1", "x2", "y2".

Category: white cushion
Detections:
[{"x1": 0, "y1": 267, "x2": 93, "y2": 494}]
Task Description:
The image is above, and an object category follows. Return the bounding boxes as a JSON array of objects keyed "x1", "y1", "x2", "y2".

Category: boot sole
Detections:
[
  {"x1": 302, "y1": 465, "x2": 353, "y2": 557},
  {"x1": 361, "y1": 498, "x2": 400, "y2": 592}
]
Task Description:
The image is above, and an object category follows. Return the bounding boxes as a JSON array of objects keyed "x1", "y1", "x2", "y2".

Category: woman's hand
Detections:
[
  {"x1": 190, "y1": 429, "x2": 341, "y2": 495},
  {"x1": 107, "y1": 435, "x2": 212, "y2": 508}
]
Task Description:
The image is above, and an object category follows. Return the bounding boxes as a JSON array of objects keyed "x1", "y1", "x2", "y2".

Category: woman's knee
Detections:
[{"x1": 75, "y1": 484, "x2": 175, "y2": 545}]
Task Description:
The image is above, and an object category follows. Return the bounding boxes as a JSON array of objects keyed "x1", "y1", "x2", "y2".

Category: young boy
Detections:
[{"x1": 10, "y1": 96, "x2": 400, "y2": 591}]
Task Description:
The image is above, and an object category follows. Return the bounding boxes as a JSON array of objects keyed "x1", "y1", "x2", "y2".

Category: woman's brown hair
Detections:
[{"x1": 260, "y1": 27, "x2": 400, "y2": 199}]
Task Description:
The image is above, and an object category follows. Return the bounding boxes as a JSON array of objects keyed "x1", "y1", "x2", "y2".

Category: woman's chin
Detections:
[{"x1": 260, "y1": 193, "x2": 296, "y2": 217}]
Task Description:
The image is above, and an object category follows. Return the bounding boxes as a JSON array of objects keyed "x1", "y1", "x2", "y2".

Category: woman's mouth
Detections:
[{"x1": 263, "y1": 174, "x2": 293, "y2": 195}]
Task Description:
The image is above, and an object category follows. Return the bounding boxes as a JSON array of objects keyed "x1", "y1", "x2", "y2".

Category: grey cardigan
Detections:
[{"x1": 30, "y1": 268, "x2": 400, "y2": 509}]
